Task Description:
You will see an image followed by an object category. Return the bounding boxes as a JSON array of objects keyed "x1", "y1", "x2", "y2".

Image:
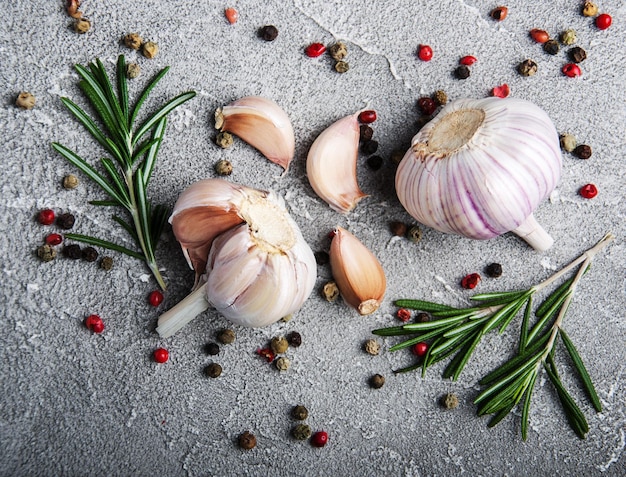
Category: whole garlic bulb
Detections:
[
  {"x1": 157, "y1": 179, "x2": 316, "y2": 337},
  {"x1": 396, "y1": 97, "x2": 562, "y2": 251}
]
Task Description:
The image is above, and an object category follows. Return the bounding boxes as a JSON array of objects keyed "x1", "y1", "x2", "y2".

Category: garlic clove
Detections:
[
  {"x1": 215, "y1": 96, "x2": 295, "y2": 172},
  {"x1": 329, "y1": 226, "x2": 386, "y2": 315},
  {"x1": 306, "y1": 112, "x2": 368, "y2": 213}
]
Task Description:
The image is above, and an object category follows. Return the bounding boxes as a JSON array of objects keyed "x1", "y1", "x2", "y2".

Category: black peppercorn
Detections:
[
  {"x1": 543, "y1": 39, "x2": 560, "y2": 55},
  {"x1": 314, "y1": 251, "x2": 329, "y2": 265},
  {"x1": 574, "y1": 144, "x2": 592, "y2": 159},
  {"x1": 569, "y1": 46, "x2": 587, "y2": 63},
  {"x1": 518, "y1": 59, "x2": 538, "y2": 77},
  {"x1": 292, "y1": 424, "x2": 312, "y2": 440},
  {"x1": 204, "y1": 362, "x2": 222, "y2": 378},
  {"x1": 361, "y1": 139, "x2": 378, "y2": 155},
  {"x1": 287, "y1": 331, "x2": 302, "y2": 347},
  {"x1": 205, "y1": 342, "x2": 220, "y2": 355},
  {"x1": 238, "y1": 431, "x2": 257, "y2": 450},
  {"x1": 485, "y1": 262, "x2": 503, "y2": 278},
  {"x1": 56, "y1": 213, "x2": 75, "y2": 230},
  {"x1": 63, "y1": 244, "x2": 82, "y2": 259},
  {"x1": 454, "y1": 65, "x2": 470, "y2": 80},
  {"x1": 390, "y1": 221, "x2": 407, "y2": 237},
  {"x1": 369, "y1": 374, "x2": 385, "y2": 389},
  {"x1": 366, "y1": 155, "x2": 383, "y2": 170},
  {"x1": 82, "y1": 246, "x2": 98, "y2": 262},
  {"x1": 217, "y1": 328, "x2": 236, "y2": 344},
  {"x1": 416, "y1": 312, "x2": 431, "y2": 323},
  {"x1": 291, "y1": 405, "x2": 308, "y2": 420},
  {"x1": 359, "y1": 124, "x2": 373, "y2": 142},
  {"x1": 259, "y1": 25, "x2": 278, "y2": 41}
]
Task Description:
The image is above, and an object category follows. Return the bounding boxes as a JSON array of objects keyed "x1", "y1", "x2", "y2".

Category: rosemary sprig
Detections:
[
  {"x1": 373, "y1": 232, "x2": 615, "y2": 439},
  {"x1": 52, "y1": 56, "x2": 195, "y2": 290}
]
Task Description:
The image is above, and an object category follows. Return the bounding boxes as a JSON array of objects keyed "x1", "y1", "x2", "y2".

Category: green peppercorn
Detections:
[
  {"x1": 204, "y1": 362, "x2": 222, "y2": 378},
  {"x1": 142, "y1": 41, "x2": 159, "y2": 59},
  {"x1": 62, "y1": 174, "x2": 79, "y2": 189},
  {"x1": 123, "y1": 32, "x2": 143, "y2": 50},
  {"x1": 126, "y1": 63, "x2": 140, "y2": 79},
  {"x1": 559, "y1": 133, "x2": 577, "y2": 152},
  {"x1": 440, "y1": 393, "x2": 459, "y2": 409},
  {"x1": 369, "y1": 374, "x2": 385, "y2": 389},
  {"x1": 433, "y1": 90, "x2": 448, "y2": 106},
  {"x1": 322, "y1": 281, "x2": 339, "y2": 302},
  {"x1": 217, "y1": 328, "x2": 236, "y2": 344},
  {"x1": 363, "y1": 339, "x2": 380, "y2": 356},
  {"x1": 74, "y1": 18, "x2": 91, "y2": 34},
  {"x1": 215, "y1": 159, "x2": 233, "y2": 176},
  {"x1": 292, "y1": 424, "x2": 312, "y2": 440},
  {"x1": 100, "y1": 256, "x2": 114, "y2": 270},
  {"x1": 582, "y1": 1, "x2": 598, "y2": 16},
  {"x1": 291, "y1": 405, "x2": 309, "y2": 420},
  {"x1": 215, "y1": 131, "x2": 234, "y2": 148},
  {"x1": 275, "y1": 356, "x2": 290, "y2": 371},
  {"x1": 37, "y1": 244, "x2": 56, "y2": 262},
  {"x1": 518, "y1": 59, "x2": 538, "y2": 77},
  {"x1": 559, "y1": 29, "x2": 577, "y2": 46},
  {"x1": 543, "y1": 39, "x2": 559, "y2": 55},
  {"x1": 270, "y1": 336, "x2": 289, "y2": 354},
  {"x1": 16, "y1": 92, "x2": 36, "y2": 110},
  {"x1": 334, "y1": 61, "x2": 349, "y2": 73},
  {"x1": 406, "y1": 225, "x2": 422, "y2": 243},
  {"x1": 329, "y1": 41, "x2": 348, "y2": 60}
]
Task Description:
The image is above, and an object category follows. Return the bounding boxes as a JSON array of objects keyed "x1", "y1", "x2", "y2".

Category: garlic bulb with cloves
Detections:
[
  {"x1": 157, "y1": 179, "x2": 316, "y2": 337},
  {"x1": 329, "y1": 226, "x2": 386, "y2": 315},
  {"x1": 215, "y1": 96, "x2": 295, "y2": 172},
  {"x1": 306, "y1": 112, "x2": 368, "y2": 213},
  {"x1": 396, "y1": 97, "x2": 562, "y2": 251}
]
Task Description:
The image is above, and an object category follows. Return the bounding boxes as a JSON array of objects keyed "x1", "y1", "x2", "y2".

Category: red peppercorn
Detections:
[
  {"x1": 397, "y1": 308, "x2": 411, "y2": 322},
  {"x1": 45, "y1": 233, "x2": 63, "y2": 246},
  {"x1": 305, "y1": 42, "x2": 326, "y2": 58},
  {"x1": 311, "y1": 431, "x2": 328, "y2": 447},
  {"x1": 417, "y1": 44, "x2": 433, "y2": 61},
  {"x1": 417, "y1": 97, "x2": 436, "y2": 116},
  {"x1": 85, "y1": 314, "x2": 104, "y2": 333},
  {"x1": 256, "y1": 347, "x2": 275, "y2": 362},
  {"x1": 529, "y1": 29, "x2": 550, "y2": 43},
  {"x1": 491, "y1": 83, "x2": 510, "y2": 98},
  {"x1": 38, "y1": 209, "x2": 55, "y2": 225},
  {"x1": 459, "y1": 55, "x2": 477, "y2": 66},
  {"x1": 412, "y1": 342, "x2": 429, "y2": 357},
  {"x1": 224, "y1": 7, "x2": 239, "y2": 24},
  {"x1": 461, "y1": 273, "x2": 481, "y2": 289},
  {"x1": 562, "y1": 63, "x2": 582, "y2": 78},
  {"x1": 148, "y1": 290, "x2": 164, "y2": 307},
  {"x1": 358, "y1": 110, "x2": 377, "y2": 124},
  {"x1": 579, "y1": 183, "x2": 598, "y2": 199},
  {"x1": 595, "y1": 13, "x2": 612, "y2": 30},
  {"x1": 153, "y1": 347, "x2": 169, "y2": 363}
]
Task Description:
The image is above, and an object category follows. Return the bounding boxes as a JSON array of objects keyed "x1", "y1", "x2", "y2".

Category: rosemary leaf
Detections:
[
  {"x1": 521, "y1": 372, "x2": 538, "y2": 441},
  {"x1": 559, "y1": 329, "x2": 602, "y2": 412},
  {"x1": 443, "y1": 330, "x2": 483, "y2": 380},
  {"x1": 544, "y1": 362, "x2": 589, "y2": 438},
  {"x1": 394, "y1": 299, "x2": 457, "y2": 312},
  {"x1": 130, "y1": 66, "x2": 170, "y2": 126},
  {"x1": 526, "y1": 290, "x2": 571, "y2": 344},
  {"x1": 519, "y1": 296, "x2": 533, "y2": 355},
  {"x1": 116, "y1": 55, "x2": 129, "y2": 122},
  {"x1": 536, "y1": 276, "x2": 575, "y2": 318},
  {"x1": 64, "y1": 233, "x2": 144, "y2": 260},
  {"x1": 470, "y1": 290, "x2": 527, "y2": 305}
]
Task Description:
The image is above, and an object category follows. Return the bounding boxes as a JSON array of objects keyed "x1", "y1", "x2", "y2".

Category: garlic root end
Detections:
[
  {"x1": 512, "y1": 214, "x2": 554, "y2": 251},
  {"x1": 156, "y1": 285, "x2": 210, "y2": 338}
]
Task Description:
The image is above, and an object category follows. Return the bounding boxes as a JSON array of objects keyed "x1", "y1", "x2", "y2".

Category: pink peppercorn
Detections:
[
  {"x1": 85, "y1": 314, "x2": 104, "y2": 333},
  {"x1": 562, "y1": 63, "x2": 582, "y2": 77},
  {"x1": 417, "y1": 44, "x2": 433, "y2": 61},
  {"x1": 579, "y1": 183, "x2": 598, "y2": 199},
  {"x1": 459, "y1": 55, "x2": 477, "y2": 66},
  {"x1": 311, "y1": 431, "x2": 328, "y2": 447},
  {"x1": 148, "y1": 290, "x2": 164, "y2": 307},
  {"x1": 461, "y1": 273, "x2": 481, "y2": 289},
  {"x1": 305, "y1": 42, "x2": 326, "y2": 58},
  {"x1": 397, "y1": 308, "x2": 411, "y2": 322},
  {"x1": 358, "y1": 110, "x2": 377, "y2": 124},
  {"x1": 491, "y1": 84, "x2": 510, "y2": 98},
  {"x1": 153, "y1": 348, "x2": 169, "y2": 363},
  {"x1": 38, "y1": 209, "x2": 55, "y2": 225},
  {"x1": 45, "y1": 233, "x2": 63, "y2": 246},
  {"x1": 595, "y1": 13, "x2": 612, "y2": 30},
  {"x1": 412, "y1": 342, "x2": 429, "y2": 357}
]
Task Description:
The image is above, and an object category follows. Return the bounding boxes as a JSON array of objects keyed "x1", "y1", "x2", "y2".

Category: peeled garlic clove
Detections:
[
  {"x1": 215, "y1": 96, "x2": 295, "y2": 172},
  {"x1": 306, "y1": 112, "x2": 368, "y2": 213},
  {"x1": 157, "y1": 180, "x2": 316, "y2": 337},
  {"x1": 396, "y1": 97, "x2": 562, "y2": 251},
  {"x1": 329, "y1": 226, "x2": 386, "y2": 315}
]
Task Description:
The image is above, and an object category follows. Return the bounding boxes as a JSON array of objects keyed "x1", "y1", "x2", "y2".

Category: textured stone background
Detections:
[{"x1": 1, "y1": 1, "x2": 624, "y2": 475}]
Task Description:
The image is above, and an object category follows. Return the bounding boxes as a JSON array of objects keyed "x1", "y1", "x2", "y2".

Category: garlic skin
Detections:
[
  {"x1": 329, "y1": 226, "x2": 386, "y2": 315},
  {"x1": 157, "y1": 179, "x2": 316, "y2": 337},
  {"x1": 396, "y1": 97, "x2": 561, "y2": 251},
  {"x1": 215, "y1": 96, "x2": 295, "y2": 172},
  {"x1": 306, "y1": 112, "x2": 368, "y2": 213}
]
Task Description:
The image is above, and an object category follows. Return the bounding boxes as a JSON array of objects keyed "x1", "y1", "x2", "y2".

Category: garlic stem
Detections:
[
  {"x1": 156, "y1": 284, "x2": 209, "y2": 338},
  {"x1": 511, "y1": 214, "x2": 554, "y2": 252}
]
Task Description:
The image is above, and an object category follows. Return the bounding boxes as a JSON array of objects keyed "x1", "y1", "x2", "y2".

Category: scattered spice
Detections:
[
  {"x1": 85, "y1": 314, "x2": 105, "y2": 333},
  {"x1": 56, "y1": 212, "x2": 75, "y2": 230},
  {"x1": 81, "y1": 246, "x2": 98, "y2": 262},
  {"x1": 364, "y1": 339, "x2": 381, "y2": 356},
  {"x1": 366, "y1": 155, "x2": 383, "y2": 171},
  {"x1": 37, "y1": 244, "x2": 57, "y2": 262},
  {"x1": 215, "y1": 159, "x2": 233, "y2": 176},
  {"x1": 559, "y1": 133, "x2": 577, "y2": 152},
  {"x1": 407, "y1": 225, "x2": 422, "y2": 243},
  {"x1": 45, "y1": 233, "x2": 63, "y2": 246},
  {"x1": 291, "y1": 405, "x2": 309, "y2": 420},
  {"x1": 328, "y1": 41, "x2": 348, "y2": 61},
  {"x1": 490, "y1": 6, "x2": 508, "y2": 21},
  {"x1": 417, "y1": 97, "x2": 436, "y2": 116},
  {"x1": 217, "y1": 328, "x2": 236, "y2": 344},
  {"x1": 417, "y1": 44, "x2": 433, "y2": 61},
  {"x1": 126, "y1": 63, "x2": 140, "y2": 79},
  {"x1": 224, "y1": 7, "x2": 239, "y2": 25},
  {"x1": 37, "y1": 209, "x2": 55, "y2": 225},
  {"x1": 204, "y1": 362, "x2": 222, "y2": 378},
  {"x1": 459, "y1": 55, "x2": 477, "y2": 66},
  {"x1": 573, "y1": 144, "x2": 592, "y2": 159},
  {"x1": 416, "y1": 312, "x2": 431, "y2": 323},
  {"x1": 275, "y1": 356, "x2": 290, "y2": 371},
  {"x1": 205, "y1": 342, "x2": 220, "y2": 355},
  {"x1": 153, "y1": 347, "x2": 169, "y2": 363},
  {"x1": 257, "y1": 348, "x2": 275, "y2": 362},
  {"x1": 568, "y1": 46, "x2": 587, "y2": 63},
  {"x1": 74, "y1": 18, "x2": 91, "y2": 34},
  {"x1": 259, "y1": 25, "x2": 278, "y2": 41},
  {"x1": 461, "y1": 273, "x2": 481, "y2": 289},
  {"x1": 440, "y1": 392, "x2": 459, "y2": 409},
  {"x1": 433, "y1": 90, "x2": 448, "y2": 106},
  {"x1": 518, "y1": 59, "x2": 538, "y2": 76},
  {"x1": 311, "y1": 431, "x2": 328, "y2": 448},
  {"x1": 530, "y1": 29, "x2": 549, "y2": 44},
  {"x1": 485, "y1": 262, "x2": 503, "y2": 278},
  {"x1": 63, "y1": 244, "x2": 82, "y2": 259},
  {"x1": 100, "y1": 256, "x2": 113, "y2": 270},
  {"x1": 581, "y1": 1, "x2": 598, "y2": 17},
  {"x1": 323, "y1": 281, "x2": 339, "y2": 302},
  {"x1": 361, "y1": 139, "x2": 378, "y2": 155},
  {"x1": 62, "y1": 174, "x2": 79, "y2": 189},
  {"x1": 270, "y1": 336, "x2": 289, "y2": 354},
  {"x1": 305, "y1": 43, "x2": 326, "y2": 58},
  {"x1": 238, "y1": 431, "x2": 257, "y2": 450},
  {"x1": 559, "y1": 29, "x2": 577, "y2": 45},
  {"x1": 16, "y1": 92, "x2": 36, "y2": 110},
  {"x1": 491, "y1": 83, "x2": 510, "y2": 98},
  {"x1": 359, "y1": 124, "x2": 374, "y2": 142},
  {"x1": 579, "y1": 183, "x2": 598, "y2": 199},
  {"x1": 454, "y1": 65, "x2": 470, "y2": 80},
  {"x1": 562, "y1": 63, "x2": 582, "y2": 78},
  {"x1": 314, "y1": 251, "x2": 329, "y2": 265},
  {"x1": 142, "y1": 41, "x2": 159, "y2": 59},
  {"x1": 369, "y1": 374, "x2": 385, "y2": 389},
  {"x1": 358, "y1": 110, "x2": 377, "y2": 124},
  {"x1": 334, "y1": 61, "x2": 349, "y2": 73},
  {"x1": 287, "y1": 331, "x2": 302, "y2": 347},
  {"x1": 412, "y1": 342, "x2": 429, "y2": 357},
  {"x1": 397, "y1": 308, "x2": 411, "y2": 323},
  {"x1": 595, "y1": 13, "x2": 612, "y2": 30},
  {"x1": 148, "y1": 290, "x2": 164, "y2": 307},
  {"x1": 390, "y1": 221, "x2": 407, "y2": 237},
  {"x1": 215, "y1": 131, "x2": 234, "y2": 148},
  {"x1": 292, "y1": 424, "x2": 312, "y2": 440},
  {"x1": 123, "y1": 33, "x2": 143, "y2": 50},
  {"x1": 543, "y1": 39, "x2": 560, "y2": 55}
]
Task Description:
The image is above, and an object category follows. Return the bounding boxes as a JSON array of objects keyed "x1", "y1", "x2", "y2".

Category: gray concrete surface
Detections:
[{"x1": 1, "y1": 1, "x2": 625, "y2": 475}]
